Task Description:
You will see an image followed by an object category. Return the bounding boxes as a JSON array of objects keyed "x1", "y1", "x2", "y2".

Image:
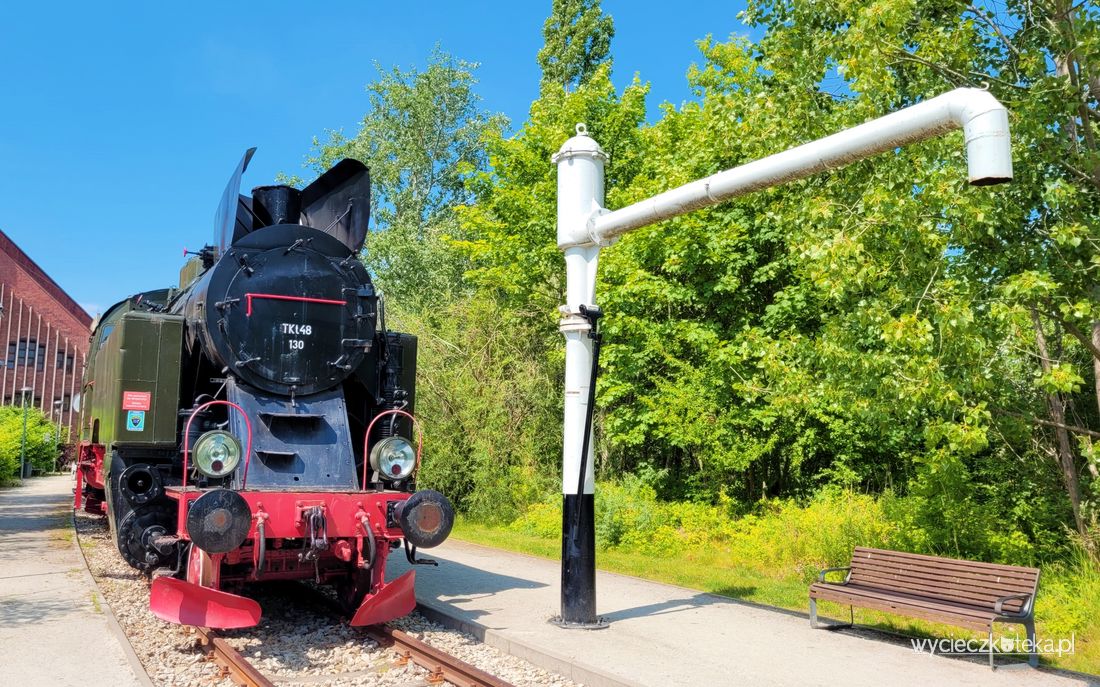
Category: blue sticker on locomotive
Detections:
[{"x1": 126, "y1": 410, "x2": 145, "y2": 431}]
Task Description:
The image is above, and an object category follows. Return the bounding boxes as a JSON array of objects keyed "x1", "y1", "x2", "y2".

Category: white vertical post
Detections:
[
  {"x1": 67, "y1": 347, "x2": 79, "y2": 439},
  {"x1": 12, "y1": 299, "x2": 25, "y2": 400},
  {"x1": 0, "y1": 285, "x2": 9, "y2": 402},
  {"x1": 31, "y1": 313, "x2": 42, "y2": 408},
  {"x1": 552, "y1": 124, "x2": 608, "y2": 627},
  {"x1": 49, "y1": 328, "x2": 59, "y2": 420}
]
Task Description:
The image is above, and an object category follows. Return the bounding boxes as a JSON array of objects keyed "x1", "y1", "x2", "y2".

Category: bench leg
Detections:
[
  {"x1": 1025, "y1": 620, "x2": 1038, "y2": 668},
  {"x1": 809, "y1": 597, "x2": 853, "y2": 630}
]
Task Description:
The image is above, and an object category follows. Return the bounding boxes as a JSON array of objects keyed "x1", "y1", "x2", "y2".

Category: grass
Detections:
[
  {"x1": 453, "y1": 518, "x2": 805, "y2": 607},
  {"x1": 451, "y1": 517, "x2": 1100, "y2": 675}
]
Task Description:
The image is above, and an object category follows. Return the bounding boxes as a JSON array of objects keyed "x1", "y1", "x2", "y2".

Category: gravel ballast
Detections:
[{"x1": 74, "y1": 511, "x2": 578, "y2": 687}]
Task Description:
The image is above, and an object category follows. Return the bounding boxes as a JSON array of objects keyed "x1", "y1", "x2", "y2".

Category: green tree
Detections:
[
  {"x1": 302, "y1": 48, "x2": 507, "y2": 309},
  {"x1": 286, "y1": 1, "x2": 1100, "y2": 564},
  {"x1": 591, "y1": 0, "x2": 1099, "y2": 556},
  {"x1": 0, "y1": 405, "x2": 61, "y2": 481},
  {"x1": 459, "y1": 66, "x2": 648, "y2": 314},
  {"x1": 537, "y1": 0, "x2": 615, "y2": 93},
  {"x1": 418, "y1": 66, "x2": 648, "y2": 517}
]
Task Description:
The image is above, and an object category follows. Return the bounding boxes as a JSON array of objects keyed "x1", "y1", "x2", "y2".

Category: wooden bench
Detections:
[{"x1": 809, "y1": 547, "x2": 1040, "y2": 668}]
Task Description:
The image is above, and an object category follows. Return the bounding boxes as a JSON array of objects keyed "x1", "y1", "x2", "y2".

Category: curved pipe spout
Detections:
[{"x1": 555, "y1": 87, "x2": 1012, "y2": 248}]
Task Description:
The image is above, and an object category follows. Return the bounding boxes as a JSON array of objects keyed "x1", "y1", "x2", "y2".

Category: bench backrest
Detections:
[{"x1": 849, "y1": 547, "x2": 1039, "y2": 615}]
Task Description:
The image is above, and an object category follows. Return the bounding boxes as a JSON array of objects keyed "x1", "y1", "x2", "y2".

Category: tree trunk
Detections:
[
  {"x1": 1093, "y1": 321, "x2": 1100, "y2": 420},
  {"x1": 1065, "y1": 397, "x2": 1100, "y2": 480},
  {"x1": 1031, "y1": 310, "x2": 1087, "y2": 536}
]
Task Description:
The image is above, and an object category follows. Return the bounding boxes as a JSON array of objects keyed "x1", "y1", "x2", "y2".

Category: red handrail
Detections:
[
  {"x1": 362, "y1": 409, "x2": 423, "y2": 491},
  {"x1": 244, "y1": 293, "x2": 346, "y2": 316},
  {"x1": 181, "y1": 400, "x2": 254, "y2": 488}
]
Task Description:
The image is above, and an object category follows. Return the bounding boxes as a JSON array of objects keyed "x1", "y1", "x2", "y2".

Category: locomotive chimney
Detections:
[{"x1": 251, "y1": 185, "x2": 302, "y2": 228}]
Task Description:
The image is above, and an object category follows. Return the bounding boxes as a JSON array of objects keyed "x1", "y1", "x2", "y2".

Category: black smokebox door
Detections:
[
  {"x1": 221, "y1": 247, "x2": 361, "y2": 395},
  {"x1": 245, "y1": 297, "x2": 343, "y2": 388}
]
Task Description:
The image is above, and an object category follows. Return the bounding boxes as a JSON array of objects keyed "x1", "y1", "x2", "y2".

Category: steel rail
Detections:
[
  {"x1": 192, "y1": 583, "x2": 514, "y2": 687},
  {"x1": 363, "y1": 625, "x2": 516, "y2": 687},
  {"x1": 292, "y1": 580, "x2": 515, "y2": 686},
  {"x1": 195, "y1": 627, "x2": 274, "y2": 687}
]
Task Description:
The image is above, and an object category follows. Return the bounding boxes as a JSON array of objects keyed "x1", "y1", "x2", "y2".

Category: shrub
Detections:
[
  {"x1": 393, "y1": 295, "x2": 562, "y2": 522},
  {"x1": 509, "y1": 500, "x2": 562, "y2": 539},
  {"x1": 506, "y1": 481, "x2": 1049, "y2": 579},
  {"x1": 0, "y1": 405, "x2": 61, "y2": 481}
]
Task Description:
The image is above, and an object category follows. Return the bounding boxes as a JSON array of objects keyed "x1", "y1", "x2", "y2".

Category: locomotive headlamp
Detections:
[
  {"x1": 193, "y1": 430, "x2": 242, "y2": 478},
  {"x1": 369, "y1": 436, "x2": 416, "y2": 480}
]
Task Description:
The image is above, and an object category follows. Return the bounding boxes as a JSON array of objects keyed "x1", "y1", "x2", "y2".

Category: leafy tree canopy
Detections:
[
  {"x1": 537, "y1": 0, "x2": 615, "y2": 93},
  {"x1": 296, "y1": 1, "x2": 1100, "y2": 561},
  {"x1": 299, "y1": 47, "x2": 507, "y2": 309}
]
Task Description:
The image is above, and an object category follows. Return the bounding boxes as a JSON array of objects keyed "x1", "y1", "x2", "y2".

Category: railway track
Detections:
[
  {"x1": 195, "y1": 627, "x2": 273, "y2": 687},
  {"x1": 196, "y1": 623, "x2": 515, "y2": 687},
  {"x1": 76, "y1": 508, "x2": 559, "y2": 687},
  {"x1": 363, "y1": 624, "x2": 515, "y2": 687}
]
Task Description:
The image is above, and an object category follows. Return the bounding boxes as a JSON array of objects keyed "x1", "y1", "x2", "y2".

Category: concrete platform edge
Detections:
[
  {"x1": 415, "y1": 600, "x2": 643, "y2": 687},
  {"x1": 70, "y1": 508, "x2": 155, "y2": 687}
]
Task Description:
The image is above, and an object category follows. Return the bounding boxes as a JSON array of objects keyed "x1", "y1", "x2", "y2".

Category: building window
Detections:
[
  {"x1": 56, "y1": 351, "x2": 74, "y2": 372},
  {"x1": 10, "y1": 338, "x2": 40, "y2": 368},
  {"x1": 3, "y1": 390, "x2": 39, "y2": 405}
]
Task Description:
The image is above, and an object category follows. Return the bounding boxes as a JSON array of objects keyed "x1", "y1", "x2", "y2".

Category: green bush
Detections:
[
  {"x1": 722, "y1": 492, "x2": 894, "y2": 581},
  {"x1": 1037, "y1": 547, "x2": 1100, "y2": 640},
  {"x1": 393, "y1": 295, "x2": 563, "y2": 522},
  {"x1": 0, "y1": 404, "x2": 62, "y2": 481},
  {"x1": 508, "y1": 500, "x2": 562, "y2": 539},
  {"x1": 509, "y1": 481, "x2": 1050, "y2": 580}
]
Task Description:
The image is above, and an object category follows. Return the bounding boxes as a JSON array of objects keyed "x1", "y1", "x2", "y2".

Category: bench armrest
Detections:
[
  {"x1": 994, "y1": 593, "x2": 1033, "y2": 617},
  {"x1": 817, "y1": 567, "x2": 851, "y2": 583}
]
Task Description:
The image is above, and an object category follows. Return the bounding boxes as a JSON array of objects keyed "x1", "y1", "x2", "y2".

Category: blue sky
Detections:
[{"x1": 0, "y1": 1, "x2": 751, "y2": 316}]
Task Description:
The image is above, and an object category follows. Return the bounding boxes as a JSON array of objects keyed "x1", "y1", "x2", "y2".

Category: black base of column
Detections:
[
  {"x1": 553, "y1": 493, "x2": 608, "y2": 629},
  {"x1": 548, "y1": 615, "x2": 609, "y2": 630}
]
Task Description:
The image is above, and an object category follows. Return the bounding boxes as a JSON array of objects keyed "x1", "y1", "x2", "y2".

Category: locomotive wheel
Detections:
[
  {"x1": 336, "y1": 565, "x2": 373, "y2": 614},
  {"x1": 116, "y1": 502, "x2": 176, "y2": 572},
  {"x1": 186, "y1": 545, "x2": 221, "y2": 588}
]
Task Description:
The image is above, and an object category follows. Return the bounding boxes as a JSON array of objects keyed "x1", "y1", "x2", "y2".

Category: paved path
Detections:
[
  {"x1": 392, "y1": 539, "x2": 1098, "y2": 687},
  {"x1": 0, "y1": 475, "x2": 145, "y2": 687}
]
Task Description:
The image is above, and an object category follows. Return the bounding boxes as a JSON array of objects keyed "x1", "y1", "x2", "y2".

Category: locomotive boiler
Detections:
[{"x1": 74, "y1": 149, "x2": 454, "y2": 628}]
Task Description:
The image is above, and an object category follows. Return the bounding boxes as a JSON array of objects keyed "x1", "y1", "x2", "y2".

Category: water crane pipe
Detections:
[
  {"x1": 560, "y1": 87, "x2": 1012, "y2": 250},
  {"x1": 551, "y1": 88, "x2": 1012, "y2": 628}
]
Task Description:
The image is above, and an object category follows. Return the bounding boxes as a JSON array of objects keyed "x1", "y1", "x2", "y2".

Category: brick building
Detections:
[{"x1": 0, "y1": 228, "x2": 91, "y2": 441}]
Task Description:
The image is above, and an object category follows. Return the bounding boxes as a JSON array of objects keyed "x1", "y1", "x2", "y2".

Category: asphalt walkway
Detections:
[
  {"x1": 0, "y1": 475, "x2": 145, "y2": 687},
  {"x1": 392, "y1": 539, "x2": 1098, "y2": 687}
]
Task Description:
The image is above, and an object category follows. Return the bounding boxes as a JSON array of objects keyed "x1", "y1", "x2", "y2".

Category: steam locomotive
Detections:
[{"x1": 74, "y1": 149, "x2": 454, "y2": 629}]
